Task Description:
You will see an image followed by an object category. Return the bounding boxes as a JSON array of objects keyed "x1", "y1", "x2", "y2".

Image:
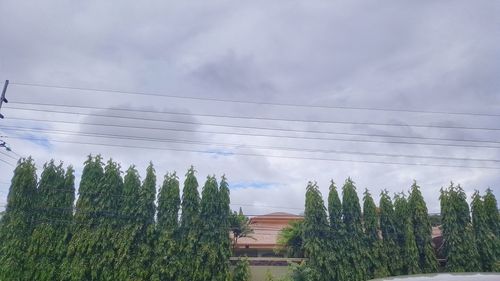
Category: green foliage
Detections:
[
  {"x1": 289, "y1": 262, "x2": 316, "y2": 281},
  {"x1": 440, "y1": 183, "x2": 480, "y2": 272},
  {"x1": 327, "y1": 181, "x2": 342, "y2": 231},
  {"x1": 0, "y1": 158, "x2": 38, "y2": 281},
  {"x1": 137, "y1": 163, "x2": 157, "y2": 280},
  {"x1": 178, "y1": 167, "x2": 201, "y2": 281},
  {"x1": 195, "y1": 176, "x2": 224, "y2": 281},
  {"x1": 303, "y1": 182, "x2": 334, "y2": 281},
  {"x1": 379, "y1": 190, "x2": 403, "y2": 276},
  {"x1": 483, "y1": 188, "x2": 500, "y2": 270},
  {"x1": 276, "y1": 220, "x2": 304, "y2": 258},
  {"x1": 217, "y1": 176, "x2": 232, "y2": 280},
  {"x1": 27, "y1": 161, "x2": 74, "y2": 281},
  {"x1": 115, "y1": 166, "x2": 144, "y2": 280},
  {"x1": 4, "y1": 155, "x2": 499, "y2": 280},
  {"x1": 471, "y1": 191, "x2": 497, "y2": 271},
  {"x1": 341, "y1": 178, "x2": 367, "y2": 281},
  {"x1": 64, "y1": 156, "x2": 124, "y2": 281},
  {"x1": 154, "y1": 171, "x2": 181, "y2": 281},
  {"x1": 363, "y1": 189, "x2": 389, "y2": 279},
  {"x1": 232, "y1": 258, "x2": 251, "y2": 281},
  {"x1": 230, "y1": 208, "x2": 254, "y2": 251},
  {"x1": 408, "y1": 181, "x2": 438, "y2": 273},
  {"x1": 484, "y1": 188, "x2": 500, "y2": 237},
  {"x1": 394, "y1": 193, "x2": 420, "y2": 275},
  {"x1": 327, "y1": 181, "x2": 347, "y2": 281}
]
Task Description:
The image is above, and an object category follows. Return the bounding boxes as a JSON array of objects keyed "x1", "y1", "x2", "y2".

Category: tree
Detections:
[
  {"x1": 0, "y1": 157, "x2": 38, "y2": 281},
  {"x1": 216, "y1": 176, "x2": 232, "y2": 280},
  {"x1": 232, "y1": 258, "x2": 251, "y2": 281},
  {"x1": 137, "y1": 162, "x2": 157, "y2": 280},
  {"x1": 178, "y1": 167, "x2": 201, "y2": 281},
  {"x1": 327, "y1": 181, "x2": 347, "y2": 281},
  {"x1": 379, "y1": 190, "x2": 403, "y2": 276},
  {"x1": 483, "y1": 188, "x2": 500, "y2": 271},
  {"x1": 327, "y1": 181, "x2": 342, "y2": 231},
  {"x1": 230, "y1": 208, "x2": 254, "y2": 251},
  {"x1": 408, "y1": 181, "x2": 438, "y2": 273},
  {"x1": 276, "y1": 220, "x2": 304, "y2": 258},
  {"x1": 302, "y1": 181, "x2": 333, "y2": 281},
  {"x1": 27, "y1": 161, "x2": 74, "y2": 281},
  {"x1": 471, "y1": 190, "x2": 498, "y2": 271},
  {"x1": 64, "y1": 156, "x2": 123, "y2": 281},
  {"x1": 195, "y1": 176, "x2": 224, "y2": 281},
  {"x1": 440, "y1": 183, "x2": 480, "y2": 272},
  {"x1": 363, "y1": 189, "x2": 389, "y2": 279},
  {"x1": 154, "y1": 171, "x2": 181, "y2": 281},
  {"x1": 394, "y1": 193, "x2": 420, "y2": 275},
  {"x1": 484, "y1": 188, "x2": 500, "y2": 237},
  {"x1": 341, "y1": 178, "x2": 367, "y2": 281},
  {"x1": 115, "y1": 166, "x2": 143, "y2": 280}
]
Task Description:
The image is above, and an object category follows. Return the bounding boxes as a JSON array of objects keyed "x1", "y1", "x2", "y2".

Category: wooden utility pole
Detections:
[{"x1": 0, "y1": 80, "x2": 9, "y2": 119}]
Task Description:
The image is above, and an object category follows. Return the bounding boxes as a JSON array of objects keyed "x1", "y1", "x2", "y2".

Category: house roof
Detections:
[{"x1": 235, "y1": 212, "x2": 303, "y2": 250}]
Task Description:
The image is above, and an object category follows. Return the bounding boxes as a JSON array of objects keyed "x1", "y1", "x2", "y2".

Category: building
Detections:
[{"x1": 234, "y1": 212, "x2": 303, "y2": 258}]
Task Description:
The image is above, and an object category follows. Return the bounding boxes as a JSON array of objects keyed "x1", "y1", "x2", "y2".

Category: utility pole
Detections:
[{"x1": 0, "y1": 80, "x2": 9, "y2": 119}]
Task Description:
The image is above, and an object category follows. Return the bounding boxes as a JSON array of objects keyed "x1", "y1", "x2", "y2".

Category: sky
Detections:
[{"x1": 0, "y1": 0, "x2": 499, "y2": 215}]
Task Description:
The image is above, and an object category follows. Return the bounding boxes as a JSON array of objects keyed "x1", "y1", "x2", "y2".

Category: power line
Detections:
[
  {"x1": 7, "y1": 104, "x2": 500, "y2": 132},
  {"x1": 0, "y1": 156, "x2": 15, "y2": 167},
  {"x1": 0, "y1": 150, "x2": 17, "y2": 161},
  {"x1": 5, "y1": 135, "x2": 500, "y2": 170},
  {"x1": 10, "y1": 81, "x2": 500, "y2": 117},
  {"x1": 5, "y1": 117, "x2": 500, "y2": 150},
  {"x1": 3, "y1": 126, "x2": 500, "y2": 163},
  {"x1": 9, "y1": 102, "x2": 500, "y2": 143}
]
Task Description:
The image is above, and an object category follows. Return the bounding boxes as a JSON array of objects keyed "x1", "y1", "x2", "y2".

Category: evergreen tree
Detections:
[
  {"x1": 232, "y1": 258, "x2": 250, "y2": 281},
  {"x1": 276, "y1": 220, "x2": 304, "y2": 258},
  {"x1": 27, "y1": 161, "x2": 74, "y2": 281},
  {"x1": 394, "y1": 193, "x2": 420, "y2": 275},
  {"x1": 0, "y1": 158, "x2": 38, "y2": 281},
  {"x1": 195, "y1": 176, "x2": 223, "y2": 281},
  {"x1": 484, "y1": 188, "x2": 500, "y2": 237},
  {"x1": 178, "y1": 167, "x2": 200, "y2": 281},
  {"x1": 302, "y1": 182, "x2": 333, "y2": 281},
  {"x1": 481, "y1": 188, "x2": 500, "y2": 271},
  {"x1": 154, "y1": 171, "x2": 181, "y2": 281},
  {"x1": 440, "y1": 183, "x2": 480, "y2": 272},
  {"x1": 137, "y1": 163, "x2": 157, "y2": 280},
  {"x1": 327, "y1": 181, "x2": 346, "y2": 281},
  {"x1": 363, "y1": 189, "x2": 389, "y2": 279},
  {"x1": 328, "y1": 181, "x2": 342, "y2": 231},
  {"x1": 408, "y1": 181, "x2": 438, "y2": 273},
  {"x1": 341, "y1": 178, "x2": 367, "y2": 281},
  {"x1": 216, "y1": 176, "x2": 232, "y2": 281},
  {"x1": 379, "y1": 190, "x2": 403, "y2": 276},
  {"x1": 471, "y1": 191, "x2": 498, "y2": 271},
  {"x1": 115, "y1": 166, "x2": 143, "y2": 280},
  {"x1": 64, "y1": 156, "x2": 123, "y2": 281}
]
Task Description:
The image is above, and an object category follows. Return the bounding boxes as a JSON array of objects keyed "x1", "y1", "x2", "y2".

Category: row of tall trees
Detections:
[
  {"x1": 440, "y1": 183, "x2": 500, "y2": 272},
  {"x1": 0, "y1": 156, "x2": 233, "y2": 281},
  {"x1": 301, "y1": 179, "x2": 499, "y2": 281}
]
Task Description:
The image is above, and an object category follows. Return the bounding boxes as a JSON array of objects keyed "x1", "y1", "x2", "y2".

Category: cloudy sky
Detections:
[{"x1": 0, "y1": 0, "x2": 499, "y2": 214}]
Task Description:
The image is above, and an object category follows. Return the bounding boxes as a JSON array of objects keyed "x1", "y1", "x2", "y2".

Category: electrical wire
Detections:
[
  {"x1": 3, "y1": 126, "x2": 500, "y2": 163},
  {"x1": 10, "y1": 81, "x2": 500, "y2": 117},
  {"x1": 0, "y1": 157, "x2": 15, "y2": 167},
  {"x1": 6, "y1": 105, "x2": 500, "y2": 132},
  {"x1": 4, "y1": 135, "x2": 500, "y2": 170},
  {"x1": 0, "y1": 150, "x2": 17, "y2": 161},
  {"x1": 8, "y1": 102, "x2": 500, "y2": 144},
  {"x1": 5, "y1": 117, "x2": 500, "y2": 150}
]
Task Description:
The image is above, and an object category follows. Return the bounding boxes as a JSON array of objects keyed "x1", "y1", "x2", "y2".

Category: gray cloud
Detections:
[{"x1": 0, "y1": 0, "x2": 499, "y2": 213}]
